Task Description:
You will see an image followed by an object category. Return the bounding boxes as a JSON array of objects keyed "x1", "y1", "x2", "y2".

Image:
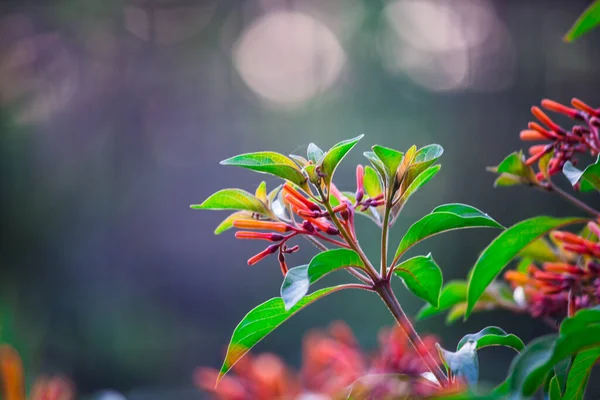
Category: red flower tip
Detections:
[
  {"x1": 541, "y1": 99, "x2": 581, "y2": 119},
  {"x1": 247, "y1": 244, "x2": 279, "y2": 266},
  {"x1": 504, "y1": 270, "x2": 530, "y2": 286},
  {"x1": 551, "y1": 231, "x2": 584, "y2": 245},
  {"x1": 528, "y1": 122, "x2": 560, "y2": 139},
  {"x1": 525, "y1": 145, "x2": 551, "y2": 165},
  {"x1": 355, "y1": 165, "x2": 365, "y2": 203},
  {"x1": 235, "y1": 231, "x2": 284, "y2": 242},
  {"x1": 533, "y1": 270, "x2": 565, "y2": 282},
  {"x1": 278, "y1": 252, "x2": 288, "y2": 275},
  {"x1": 571, "y1": 98, "x2": 600, "y2": 117},
  {"x1": 308, "y1": 218, "x2": 339, "y2": 235},
  {"x1": 233, "y1": 219, "x2": 290, "y2": 233},
  {"x1": 520, "y1": 130, "x2": 548, "y2": 141},
  {"x1": 542, "y1": 262, "x2": 583, "y2": 275},
  {"x1": 531, "y1": 106, "x2": 563, "y2": 134},
  {"x1": 588, "y1": 221, "x2": 600, "y2": 238},
  {"x1": 528, "y1": 144, "x2": 547, "y2": 156}
]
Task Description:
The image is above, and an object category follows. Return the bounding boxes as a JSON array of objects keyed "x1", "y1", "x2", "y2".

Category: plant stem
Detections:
[
  {"x1": 380, "y1": 205, "x2": 392, "y2": 278},
  {"x1": 546, "y1": 181, "x2": 600, "y2": 218},
  {"x1": 377, "y1": 282, "x2": 448, "y2": 386},
  {"x1": 318, "y1": 186, "x2": 380, "y2": 281}
]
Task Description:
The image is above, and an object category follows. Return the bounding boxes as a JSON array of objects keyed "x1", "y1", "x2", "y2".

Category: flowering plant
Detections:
[{"x1": 193, "y1": 136, "x2": 532, "y2": 398}]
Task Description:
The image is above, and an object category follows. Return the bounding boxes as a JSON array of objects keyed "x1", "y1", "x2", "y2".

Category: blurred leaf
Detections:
[
  {"x1": 393, "y1": 254, "x2": 443, "y2": 307},
  {"x1": 437, "y1": 341, "x2": 479, "y2": 387},
  {"x1": 515, "y1": 257, "x2": 533, "y2": 273},
  {"x1": 320, "y1": 135, "x2": 363, "y2": 186},
  {"x1": 372, "y1": 145, "x2": 403, "y2": 184},
  {"x1": 563, "y1": 156, "x2": 600, "y2": 192},
  {"x1": 280, "y1": 249, "x2": 364, "y2": 310},
  {"x1": 507, "y1": 307, "x2": 600, "y2": 397},
  {"x1": 191, "y1": 189, "x2": 269, "y2": 215},
  {"x1": 396, "y1": 145, "x2": 417, "y2": 184},
  {"x1": 564, "y1": 0, "x2": 600, "y2": 42},
  {"x1": 214, "y1": 211, "x2": 252, "y2": 235},
  {"x1": 457, "y1": 326, "x2": 524, "y2": 353},
  {"x1": 394, "y1": 203, "x2": 502, "y2": 260},
  {"x1": 306, "y1": 143, "x2": 324, "y2": 164},
  {"x1": 417, "y1": 281, "x2": 467, "y2": 320},
  {"x1": 255, "y1": 181, "x2": 267, "y2": 203},
  {"x1": 518, "y1": 238, "x2": 559, "y2": 262},
  {"x1": 539, "y1": 150, "x2": 554, "y2": 181},
  {"x1": 218, "y1": 286, "x2": 353, "y2": 382},
  {"x1": 489, "y1": 151, "x2": 537, "y2": 187},
  {"x1": 397, "y1": 164, "x2": 441, "y2": 206},
  {"x1": 561, "y1": 347, "x2": 600, "y2": 399},
  {"x1": 289, "y1": 154, "x2": 309, "y2": 167},
  {"x1": 466, "y1": 216, "x2": 586, "y2": 319},
  {"x1": 554, "y1": 357, "x2": 571, "y2": 396},
  {"x1": 220, "y1": 152, "x2": 308, "y2": 188}
]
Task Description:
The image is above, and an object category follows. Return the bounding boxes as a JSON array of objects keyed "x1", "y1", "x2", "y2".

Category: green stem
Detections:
[
  {"x1": 318, "y1": 186, "x2": 380, "y2": 281},
  {"x1": 380, "y1": 205, "x2": 392, "y2": 279},
  {"x1": 377, "y1": 282, "x2": 448, "y2": 386}
]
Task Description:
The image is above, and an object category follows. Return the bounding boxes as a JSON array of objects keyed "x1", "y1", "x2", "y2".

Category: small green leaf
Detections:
[
  {"x1": 307, "y1": 143, "x2": 324, "y2": 163},
  {"x1": 397, "y1": 164, "x2": 441, "y2": 206},
  {"x1": 372, "y1": 145, "x2": 403, "y2": 183},
  {"x1": 437, "y1": 341, "x2": 479, "y2": 387},
  {"x1": 539, "y1": 150, "x2": 554, "y2": 181},
  {"x1": 457, "y1": 326, "x2": 524, "y2": 353},
  {"x1": 393, "y1": 254, "x2": 443, "y2": 307},
  {"x1": 218, "y1": 285, "x2": 354, "y2": 382},
  {"x1": 563, "y1": 155, "x2": 600, "y2": 192},
  {"x1": 417, "y1": 281, "x2": 467, "y2": 320},
  {"x1": 363, "y1": 151, "x2": 387, "y2": 182},
  {"x1": 320, "y1": 135, "x2": 364, "y2": 186},
  {"x1": 191, "y1": 189, "x2": 269, "y2": 215},
  {"x1": 466, "y1": 216, "x2": 586, "y2": 318},
  {"x1": 280, "y1": 249, "x2": 364, "y2": 310},
  {"x1": 564, "y1": 0, "x2": 600, "y2": 42},
  {"x1": 220, "y1": 152, "x2": 308, "y2": 188},
  {"x1": 255, "y1": 181, "x2": 267, "y2": 203},
  {"x1": 394, "y1": 204, "x2": 502, "y2": 260},
  {"x1": 549, "y1": 376, "x2": 562, "y2": 400},
  {"x1": 214, "y1": 211, "x2": 252, "y2": 235},
  {"x1": 488, "y1": 151, "x2": 537, "y2": 186},
  {"x1": 412, "y1": 144, "x2": 443, "y2": 169},
  {"x1": 289, "y1": 154, "x2": 309, "y2": 167},
  {"x1": 561, "y1": 347, "x2": 600, "y2": 399}
]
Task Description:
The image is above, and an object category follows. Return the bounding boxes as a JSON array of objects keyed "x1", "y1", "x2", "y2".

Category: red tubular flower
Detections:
[
  {"x1": 541, "y1": 99, "x2": 582, "y2": 120},
  {"x1": 552, "y1": 231, "x2": 585, "y2": 245},
  {"x1": 233, "y1": 220, "x2": 290, "y2": 233},
  {"x1": 543, "y1": 263, "x2": 583, "y2": 275},
  {"x1": 504, "y1": 271, "x2": 530, "y2": 286},
  {"x1": 282, "y1": 184, "x2": 320, "y2": 212},
  {"x1": 588, "y1": 221, "x2": 600, "y2": 237},
  {"x1": 531, "y1": 106, "x2": 564, "y2": 134},
  {"x1": 572, "y1": 98, "x2": 600, "y2": 117},
  {"x1": 306, "y1": 218, "x2": 339, "y2": 235},
  {"x1": 355, "y1": 165, "x2": 364, "y2": 203},
  {"x1": 235, "y1": 231, "x2": 284, "y2": 242},
  {"x1": 247, "y1": 244, "x2": 279, "y2": 266},
  {"x1": 520, "y1": 130, "x2": 548, "y2": 141}
]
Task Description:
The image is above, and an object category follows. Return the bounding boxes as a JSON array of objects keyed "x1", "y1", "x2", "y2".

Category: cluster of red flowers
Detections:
[
  {"x1": 505, "y1": 221, "x2": 600, "y2": 320},
  {"x1": 196, "y1": 322, "x2": 457, "y2": 399},
  {"x1": 231, "y1": 164, "x2": 382, "y2": 275},
  {"x1": 519, "y1": 98, "x2": 599, "y2": 180}
]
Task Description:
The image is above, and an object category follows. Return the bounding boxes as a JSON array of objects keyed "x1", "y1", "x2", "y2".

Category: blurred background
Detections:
[{"x1": 0, "y1": 0, "x2": 599, "y2": 398}]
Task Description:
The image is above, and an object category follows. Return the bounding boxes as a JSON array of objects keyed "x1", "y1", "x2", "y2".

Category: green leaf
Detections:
[
  {"x1": 554, "y1": 358, "x2": 571, "y2": 396},
  {"x1": 457, "y1": 326, "x2": 524, "y2": 353},
  {"x1": 518, "y1": 238, "x2": 559, "y2": 262},
  {"x1": 191, "y1": 189, "x2": 269, "y2": 215},
  {"x1": 561, "y1": 347, "x2": 600, "y2": 399},
  {"x1": 563, "y1": 155, "x2": 600, "y2": 192},
  {"x1": 280, "y1": 249, "x2": 364, "y2": 310},
  {"x1": 488, "y1": 151, "x2": 537, "y2": 186},
  {"x1": 255, "y1": 181, "x2": 267, "y2": 203},
  {"x1": 466, "y1": 216, "x2": 586, "y2": 318},
  {"x1": 220, "y1": 152, "x2": 308, "y2": 188},
  {"x1": 508, "y1": 307, "x2": 600, "y2": 396},
  {"x1": 320, "y1": 135, "x2": 363, "y2": 186},
  {"x1": 218, "y1": 285, "x2": 353, "y2": 382},
  {"x1": 417, "y1": 281, "x2": 467, "y2": 320},
  {"x1": 413, "y1": 144, "x2": 443, "y2": 169},
  {"x1": 214, "y1": 211, "x2": 252, "y2": 235},
  {"x1": 364, "y1": 165, "x2": 383, "y2": 198},
  {"x1": 363, "y1": 151, "x2": 387, "y2": 182},
  {"x1": 372, "y1": 145, "x2": 403, "y2": 182},
  {"x1": 397, "y1": 164, "x2": 441, "y2": 206},
  {"x1": 437, "y1": 341, "x2": 479, "y2": 387},
  {"x1": 564, "y1": 0, "x2": 600, "y2": 42},
  {"x1": 393, "y1": 254, "x2": 443, "y2": 307},
  {"x1": 307, "y1": 143, "x2": 324, "y2": 163},
  {"x1": 289, "y1": 154, "x2": 309, "y2": 167},
  {"x1": 394, "y1": 203, "x2": 502, "y2": 260},
  {"x1": 549, "y1": 376, "x2": 562, "y2": 400}
]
